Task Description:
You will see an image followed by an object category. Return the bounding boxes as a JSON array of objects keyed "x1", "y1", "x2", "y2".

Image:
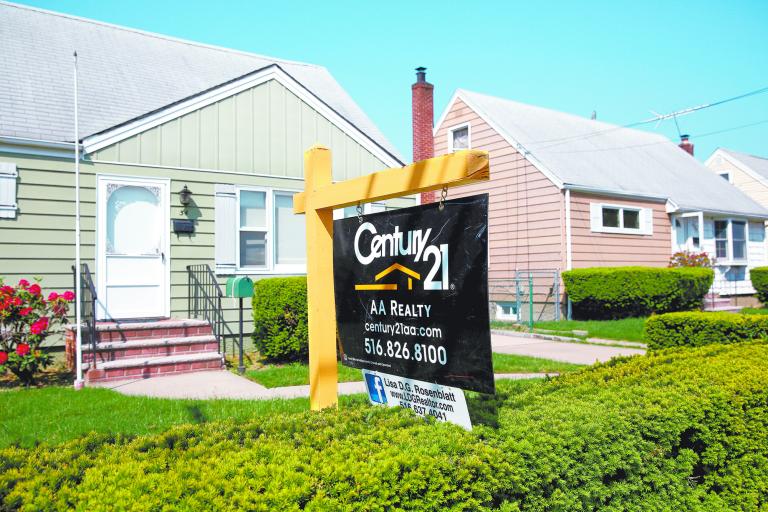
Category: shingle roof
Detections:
[
  {"x1": 456, "y1": 89, "x2": 768, "y2": 218},
  {"x1": 0, "y1": 1, "x2": 403, "y2": 163},
  {"x1": 719, "y1": 149, "x2": 768, "y2": 181}
]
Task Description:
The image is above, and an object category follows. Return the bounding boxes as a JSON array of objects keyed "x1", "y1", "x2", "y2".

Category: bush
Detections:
[
  {"x1": 750, "y1": 266, "x2": 768, "y2": 305},
  {"x1": 644, "y1": 311, "x2": 768, "y2": 350},
  {"x1": 563, "y1": 266, "x2": 713, "y2": 319},
  {"x1": 251, "y1": 277, "x2": 308, "y2": 362},
  {"x1": 2, "y1": 343, "x2": 768, "y2": 510},
  {"x1": 668, "y1": 250, "x2": 712, "y2": 267}
]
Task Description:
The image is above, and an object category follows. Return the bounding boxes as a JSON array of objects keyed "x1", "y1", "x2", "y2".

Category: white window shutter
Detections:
[
  {"x1": 214, "y1": 184, "x2": 237, "y2": 273},
  {"x1": 0, "y1": 163, "x2": 18, "y2": 219},
  {"x1": 589, "y1": 203, "x2": 602, "y2": 232},
  {"x1": 642, "y1": 208, "x2": 654, "y2": 235}
]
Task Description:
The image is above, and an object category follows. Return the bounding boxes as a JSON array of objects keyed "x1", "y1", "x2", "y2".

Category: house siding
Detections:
[
  {"x1": 706, "y1": 153, "x2": 768, "y2": 213},
  {"x1": 0, "y1": 79, "x2": 409, "y2": 348},
  {"x1": 570, "y1": 192, "x2": 671, "y2": 268},
  {"x1": 434, "y1": 99, "x2": 565, "y2": 279}
]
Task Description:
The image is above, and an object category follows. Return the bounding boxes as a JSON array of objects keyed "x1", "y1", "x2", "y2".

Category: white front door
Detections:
[{"x1": 97, "y1": 176, "x2": 170, "y2": 320}]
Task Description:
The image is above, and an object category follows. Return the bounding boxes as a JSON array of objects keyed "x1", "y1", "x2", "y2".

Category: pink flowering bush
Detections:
[
  {"x1": 0, "y1": 278, "x2": 73, "y2": 385},
  {"x1": 668, "y1": 251, "x2": 712, "y2": 268}
]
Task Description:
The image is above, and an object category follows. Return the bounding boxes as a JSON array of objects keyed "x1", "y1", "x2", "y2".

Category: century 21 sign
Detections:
[{"x1": 333, "y1": 194, "x2": 495, "y2": 394}]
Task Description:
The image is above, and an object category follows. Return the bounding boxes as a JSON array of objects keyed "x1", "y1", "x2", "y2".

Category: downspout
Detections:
[{"x1": 564, "y1": 188, "x2": 573, "y2": 320}]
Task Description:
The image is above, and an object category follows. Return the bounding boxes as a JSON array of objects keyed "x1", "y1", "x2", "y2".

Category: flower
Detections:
[
  {"x1": 0, "y1": 352, "x2": 7, "y2": 365},
  {"x1": 28, "y1": 284, "x2": 41, "y2": 296},
  {"x1": 16, "y1": 343, "x2": 30, "y2": 356},
  {"x1": 0, "y1": 286, "x2": 13, "y2": 296},
  {"x1": 30, "y1": 317, "x2": 48, "y2": 335},
  {"x1": 62, "y1": 291, "x2": 75, "y2": 301},
  {"x1": 19, "y1": 307, "x2": 33, "y2": 316},
  {"x1": 12, "y1": 297, "x2": 22, "y2": 307},
  {"x1": 47, "y1": 292, "x2": 59, "y2": 301},
  {"x1": 18, "y1": 279, "x2": 29, "y2": 288}
]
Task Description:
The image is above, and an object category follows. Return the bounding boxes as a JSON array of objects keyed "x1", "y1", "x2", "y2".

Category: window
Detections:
[
  {"x1": 749, "y1": 222, "x2": 765, "y2": 242},
  {"x1": 718, "y1": 172, "x2": 731, "y2": 182},
  {"x1": 449, "y1": 124, "x2": 470, "y2": 152},
  {"x1": 495, "y1": 302, "x2": 518, "y2": 321},
  {"x1": 674, "y1": 216, "x2": 700, "y2": 250},
  {"x1": 590, "y1": 203, "x2": 650, "y2": 234},
  {"x1": 236, "y1": 188, "x2": 306, "y2": 272},
  {"x1": 732, "y1": 221, "x2": 746, "y2": 260},
  {"x1": 714, "y1": 220, "x2": 728, "y2": 259}
]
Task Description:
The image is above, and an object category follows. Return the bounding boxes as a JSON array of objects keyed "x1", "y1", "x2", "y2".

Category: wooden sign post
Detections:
[{"x1": 293, "y1": 145, "x2": 490, "y2": 410}]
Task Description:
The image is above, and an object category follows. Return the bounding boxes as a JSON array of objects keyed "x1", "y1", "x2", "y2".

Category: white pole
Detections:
[{"x1": 73, "y1": 51, "x2": 84, "y2": 390}]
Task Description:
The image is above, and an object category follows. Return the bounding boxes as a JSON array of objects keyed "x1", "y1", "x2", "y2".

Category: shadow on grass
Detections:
[{"x1": 186, "y1": 404, "x2": 208, "y2": 424}]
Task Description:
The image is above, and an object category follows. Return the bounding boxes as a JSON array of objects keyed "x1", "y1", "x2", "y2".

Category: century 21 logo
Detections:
[{"x1": 353, "y1": 222, "x2": 449, "y2": 291}]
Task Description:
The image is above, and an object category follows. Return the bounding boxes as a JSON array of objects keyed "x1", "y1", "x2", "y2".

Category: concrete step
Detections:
[
  {"x1": 85, "y1": 351, "x2": 224, "y2": 383},
  {"x1": 82, "y1": 335, "x2": 219, "y2": 364},
  {"x1": 703, "y1": 305, "x2": 742, "y2": 313}
]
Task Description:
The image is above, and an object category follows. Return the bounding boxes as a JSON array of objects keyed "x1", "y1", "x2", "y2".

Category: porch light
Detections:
[{"x1": 179, "y1": 185, "x2": 192, "y2": 215}]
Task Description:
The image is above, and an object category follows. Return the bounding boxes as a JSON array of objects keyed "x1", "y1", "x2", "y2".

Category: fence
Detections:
[{"x1": 489, "y1": 270, "x2": 561, "y2": 330}]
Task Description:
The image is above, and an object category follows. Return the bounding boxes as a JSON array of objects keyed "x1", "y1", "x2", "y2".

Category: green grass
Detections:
[
  {"x1": 741, "y1": 307, "x2": 768, "y2": 315},
  {"x1": 492, "y1": 353, "x2": 583, "y2": 373},
  {"x1": 529, "y1": 317, "x2": 647, "y2": 342},
  {"x1": 244, "y1": 362, "x2": 363, "y2": 388},
  {"x1": 245, "y1": 354, "x2": 584, "y2": 387},
  {"x1": 0, "y1": 386, "x2": 367, "y2": 448}
]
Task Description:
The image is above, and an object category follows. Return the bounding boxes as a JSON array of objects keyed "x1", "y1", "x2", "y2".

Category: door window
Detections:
[{"x1": 106, "y1": 185, "x2": 161, "y2": 255}]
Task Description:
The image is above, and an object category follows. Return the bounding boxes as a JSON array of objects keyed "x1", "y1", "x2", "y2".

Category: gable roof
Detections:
[
  {"x1": 0, "y1": 1, "x2": 403, "y2": 164},
  {"x1": 442, "y1": 89, "x2": 768, "y2": 218},
  {"x1": 714, "y1": 148, "x2": 768, "y2": 184}
]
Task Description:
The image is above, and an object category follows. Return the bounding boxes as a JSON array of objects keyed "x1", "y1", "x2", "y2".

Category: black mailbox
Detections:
[{"x1": 173, "y1": 219, "x2": 195, "y2": 234}]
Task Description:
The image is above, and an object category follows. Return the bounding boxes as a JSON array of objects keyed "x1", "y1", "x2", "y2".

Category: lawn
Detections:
[
  {"x1": 0, "y1": 386, "x2": 367, "y2": 448},
  {"x1": 244, "y1": 354, "x2": 584, "y2": 387},
  {"x1": 530, "y1": 317, "x2": 646, "y2": 342}
]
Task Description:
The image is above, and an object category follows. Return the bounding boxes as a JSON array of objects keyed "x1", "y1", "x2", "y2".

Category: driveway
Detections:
[{"x1": 492, "y1": 332, "x2": 646, "y2": 365}]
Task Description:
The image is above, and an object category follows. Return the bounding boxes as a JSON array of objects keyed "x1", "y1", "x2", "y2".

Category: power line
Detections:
[{"x1": 524, "y1": 85, "x2": 768, "y2": 149}]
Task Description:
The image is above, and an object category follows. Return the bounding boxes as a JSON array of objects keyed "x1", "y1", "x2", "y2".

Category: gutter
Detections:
[
  {"x1": 562, "y1": 183, "x2": 668, "y2": 203},
  {"x1": 0, "y1": 136, "x2": 82, "y2": 158}
]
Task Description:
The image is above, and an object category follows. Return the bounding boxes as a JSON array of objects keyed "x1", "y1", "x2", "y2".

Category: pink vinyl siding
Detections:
[
  {"x1": 434, "y1": 99, "x2": 565, "y2": 281},
  {"x1": 569, "y1": 192, "x2": 671, "y2": 268}
]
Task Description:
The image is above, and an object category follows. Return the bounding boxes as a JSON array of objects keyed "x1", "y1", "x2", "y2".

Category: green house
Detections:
[{"x1": 0, "y1": 3, "x2": 410, "y2": 372}]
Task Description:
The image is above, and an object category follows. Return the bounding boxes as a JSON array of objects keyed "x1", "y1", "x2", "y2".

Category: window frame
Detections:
[
  {"x1": 235, "y1": 186, "x2": 306, "y2": 274},
  {"x1": 712, "y1": 217, "x2": 749, "y2": 265},
  {"x1": 495, "y1": 301, "x2": 518, "y2": 321},
  {"x1": 593, "y1": 202, "x2": 647, "y2": 234},
  {"x1": 447, "y1": 123, "x2": 471, "y2": 152}
]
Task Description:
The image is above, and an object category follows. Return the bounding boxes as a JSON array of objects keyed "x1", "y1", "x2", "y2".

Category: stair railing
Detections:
[
  {"x1": 71, "y1": 263, "x2": 97, "y2": 369},
  {"x1": 187, "y1": 264, "x2": 236, "y2": 356}
]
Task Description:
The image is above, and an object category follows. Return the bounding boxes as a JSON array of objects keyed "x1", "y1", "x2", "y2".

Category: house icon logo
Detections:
[
  {"x1": 365, "y1": 373, "x2": 388, "y2": 404},
  {"x1": 354, "y1": 263, "x2": 420, "y2": 291}
]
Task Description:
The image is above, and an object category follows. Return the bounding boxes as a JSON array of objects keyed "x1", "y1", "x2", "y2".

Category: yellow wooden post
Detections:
[
  {"x1": 303, "y1": 146, "x2": 338, "y2": 410},
  {"x1": 296, "y1": 146, "x2": 490, "y2": 410}
]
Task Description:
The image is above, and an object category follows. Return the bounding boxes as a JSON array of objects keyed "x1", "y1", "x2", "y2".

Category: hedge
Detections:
[
  {"x1": 750, "y1": 266, "x2": 768, "y2": 305},
  {"x1": 251, "y1": 277, "x2": 308, "y2": 362},
  {"x1": 2, "y1": 342, "x2": 768, "y2": 510},
  {"x1": 563, "y1": 266, "x2": 713, "y2": 319},
  {"x1": 644, "y1": 311, "x2": 768, "y2": 350}
]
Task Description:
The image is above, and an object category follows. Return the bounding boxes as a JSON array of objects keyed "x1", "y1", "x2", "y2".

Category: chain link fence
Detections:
[{"x1": 489, "y1": 270, "x2": 562, "y2": 329}]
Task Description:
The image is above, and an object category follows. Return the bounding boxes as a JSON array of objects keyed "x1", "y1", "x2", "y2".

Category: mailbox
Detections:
[{"x1": 226, "y1": 276, "x2": 253, "y2": 298}]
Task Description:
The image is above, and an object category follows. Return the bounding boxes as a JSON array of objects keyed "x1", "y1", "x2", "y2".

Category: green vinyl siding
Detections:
[
  {"x1": 91, "y1": 78, "x2": 391, "y2": 180},
  {"x1": 0, "y1": 77, "x2": 410, "y2": 347}
]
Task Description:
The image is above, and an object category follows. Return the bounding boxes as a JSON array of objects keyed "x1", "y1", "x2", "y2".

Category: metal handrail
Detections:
[
  {"x1": 187, "y1": 264, "x2": 236, "y2": 356},
  {"x1": 72, "y1": 263, "x2": 97, "y2": 369}
]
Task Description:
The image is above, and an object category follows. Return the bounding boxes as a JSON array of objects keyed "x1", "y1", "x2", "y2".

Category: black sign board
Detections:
[{"x1": 333, "y1": 194, "x2": 494, "y2": 394}]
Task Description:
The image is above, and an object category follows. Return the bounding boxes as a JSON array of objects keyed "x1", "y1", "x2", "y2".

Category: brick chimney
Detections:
[
  {"x1": 412, "y1": 67, "x2": 435, "y2": 204},
  {"x1": 678, "y1": 134, "x2": 694, "y2": 156}
]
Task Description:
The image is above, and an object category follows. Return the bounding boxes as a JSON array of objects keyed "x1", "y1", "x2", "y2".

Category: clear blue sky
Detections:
[{"x1": 21, "y1": 0, "x2": 768, "y2": 162}]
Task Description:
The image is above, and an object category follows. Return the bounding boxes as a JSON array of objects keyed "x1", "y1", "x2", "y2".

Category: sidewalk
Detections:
[
  {"x1": 491, "y1": 331, "x2": 646, "y2": 365},
  {"x1": 93, "y1": 370, "x2": 560, "y2": 400}
]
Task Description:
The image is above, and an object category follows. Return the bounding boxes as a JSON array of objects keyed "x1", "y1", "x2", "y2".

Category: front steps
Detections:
[
  {"x1": 703, "y1": 293, "x2": 741, "y2": 313},
  {"x1": 65, "y1": 319, "x2": 224, "y2": 384}
]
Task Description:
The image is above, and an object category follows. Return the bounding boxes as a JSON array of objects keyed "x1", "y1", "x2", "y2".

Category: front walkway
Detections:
[
  {"x1": 92, "y1": 334, "x2": 645, "y2": 400},
  {"x1": 491, "y1": 332, "x2": 646, "y2": 364}
]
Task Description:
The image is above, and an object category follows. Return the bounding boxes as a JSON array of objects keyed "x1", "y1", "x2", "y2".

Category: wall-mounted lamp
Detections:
[{"x1": 179, "y1": 185, "x2": 193, "y2": 215}]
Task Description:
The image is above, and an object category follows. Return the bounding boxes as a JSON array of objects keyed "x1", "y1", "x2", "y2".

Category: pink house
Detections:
[{"x1": 411, "y1": 71, "x2": 768, "y2": 318}]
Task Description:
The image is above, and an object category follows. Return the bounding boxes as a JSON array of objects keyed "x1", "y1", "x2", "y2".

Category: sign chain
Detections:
[
  {"x1": 356, "y1": 203, "x2": 364, "y2": 223},
  {"x1": 438, "y1": 187, "x2": 448, "y2": 211}
]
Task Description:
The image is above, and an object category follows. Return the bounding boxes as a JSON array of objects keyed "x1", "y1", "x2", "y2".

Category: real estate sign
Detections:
[{"x1": 333, "y1": 194, "x2": 494, "y2": 402}]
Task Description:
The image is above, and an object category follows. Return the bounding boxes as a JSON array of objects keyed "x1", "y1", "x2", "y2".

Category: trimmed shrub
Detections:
[
  {"x1": 2, "y1": 343, "x2": 768, "y2": 510},
  {"x1": 644, "y1": 311, "x2": 768, "y2": 350},
  {"x1": 750, "y1": 266, "x2": 768, "y2": 305},
  {"x1": 251, "y1": 277, "x2": 308, "y2": 362},
  {"x1": 563, "y1": 266, "x2": 713, "y2": 319}
]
